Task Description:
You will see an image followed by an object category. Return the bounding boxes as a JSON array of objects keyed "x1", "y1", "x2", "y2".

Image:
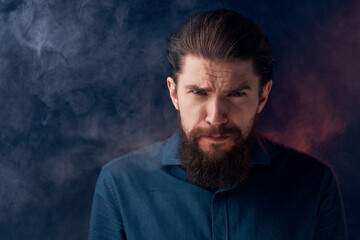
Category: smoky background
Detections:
[{"x1": 0, "y1": 0, "x2": 359, "y2": 239}]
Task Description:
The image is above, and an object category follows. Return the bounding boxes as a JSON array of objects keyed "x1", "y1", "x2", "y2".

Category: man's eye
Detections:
[
  {"x1": 192, "y1": 90, "x2": 206, "y2": 95},
  {"x1": 229, "y1": 91, "x2": 245, "y2": 97}
]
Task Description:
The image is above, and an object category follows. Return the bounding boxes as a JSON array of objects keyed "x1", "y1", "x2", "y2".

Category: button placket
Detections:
[{"x1": 211, "y1": 192, "x2": 228, "y2": 240}]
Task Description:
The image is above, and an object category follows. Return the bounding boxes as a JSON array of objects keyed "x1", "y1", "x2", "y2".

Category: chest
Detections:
[{"x1": 118, "y1": 179, "x2": 317, "y2": 240}]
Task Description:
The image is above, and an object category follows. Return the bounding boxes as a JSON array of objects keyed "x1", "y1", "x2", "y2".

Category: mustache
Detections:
[{"x1": 189, "y1": 125, "x2": 242, "y2": 140}]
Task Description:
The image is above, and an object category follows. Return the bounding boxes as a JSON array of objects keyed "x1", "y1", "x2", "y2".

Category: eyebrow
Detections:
[
  {"x1": 228, "y1": 84, "x2": 251, "y2": 93},
  {"x1": 184, "y1": 85, "x2": 212, "y2": 91},
  {"x1": 184, "y1": 83, "x2": 252, "y2": 93}
]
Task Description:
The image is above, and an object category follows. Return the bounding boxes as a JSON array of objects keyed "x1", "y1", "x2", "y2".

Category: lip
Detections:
[{"x1": 202, "y1": 135, "x2": 230, "y2": 142}]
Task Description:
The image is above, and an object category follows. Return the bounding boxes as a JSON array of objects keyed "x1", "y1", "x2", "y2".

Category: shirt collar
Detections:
[
  {"x1": 161, "y1": 131, "x2": 271, "y2": 167},
  {"x1": 250, "y1": 132, "x2": 271, "y2": 166},
  {"x1": 162, "y1": 132, "x2": 182, "y2": 166}
]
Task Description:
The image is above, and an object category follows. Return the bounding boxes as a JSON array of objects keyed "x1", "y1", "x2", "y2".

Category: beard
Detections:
[{"x1": 177, "y1": 114, "x2": 256, "y2": 189}]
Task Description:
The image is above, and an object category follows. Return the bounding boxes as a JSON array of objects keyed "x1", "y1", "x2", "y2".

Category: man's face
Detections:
[{"x1": 167, "y1": 55, "x2": 272, "y2": 157}]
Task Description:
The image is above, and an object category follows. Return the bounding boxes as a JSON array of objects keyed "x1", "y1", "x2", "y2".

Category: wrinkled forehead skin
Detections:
[{"x1": 177, "y1": 55, "x2": 261, "y2": 93}]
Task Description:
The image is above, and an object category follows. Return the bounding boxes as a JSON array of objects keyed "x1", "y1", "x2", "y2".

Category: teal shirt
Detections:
[{"x1": 88, "y1": 133, "x2": 347, "y2": 240}]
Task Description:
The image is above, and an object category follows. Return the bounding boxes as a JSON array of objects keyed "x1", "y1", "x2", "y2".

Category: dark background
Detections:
[{"x1": 1, "y1": 0, "x2": 359, "y2": 239}]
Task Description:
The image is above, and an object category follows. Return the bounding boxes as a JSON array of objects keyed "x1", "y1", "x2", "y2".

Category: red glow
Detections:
[{"x1": 263, "y1": 1, "x2": 360, "y2": 153}]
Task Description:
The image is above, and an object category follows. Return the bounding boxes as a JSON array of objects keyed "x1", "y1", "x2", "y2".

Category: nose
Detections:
[{"x1": 205, "y1": 97, "x2": 228, "y2": 126}]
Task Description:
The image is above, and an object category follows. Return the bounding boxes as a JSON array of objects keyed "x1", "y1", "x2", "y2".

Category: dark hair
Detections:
[{"x1": 167, "y1": 8, "x2": 273, "y2": 88}]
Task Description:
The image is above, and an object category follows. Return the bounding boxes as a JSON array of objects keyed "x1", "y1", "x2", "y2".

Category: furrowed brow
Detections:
[
  {"x1": 184, "y1": 85, "x2": 212, "y2": 91},
  {"x1": 227, "y1": 84, "x2": 251, "y2": 93}
]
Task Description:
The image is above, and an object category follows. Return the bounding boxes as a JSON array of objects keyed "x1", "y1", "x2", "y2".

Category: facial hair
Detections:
[{"x1": 176, "y1": 115, "x2": 256, "y2": 189}]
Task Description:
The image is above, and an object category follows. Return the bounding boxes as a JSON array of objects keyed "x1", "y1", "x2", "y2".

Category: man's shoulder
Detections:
[
  {"x1": 101, "y1": 135, "x2": 174, "y2": 177},
  {"x1": 263, "y1": 136, "x2": 334, "y2": 177}
]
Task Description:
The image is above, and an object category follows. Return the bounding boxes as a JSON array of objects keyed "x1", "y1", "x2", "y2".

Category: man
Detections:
[{"x1": 89, "y1": 9, "x2": 347, "y2": 240}]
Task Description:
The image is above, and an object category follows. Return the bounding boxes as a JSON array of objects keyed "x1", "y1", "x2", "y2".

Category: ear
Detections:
[
  {"x1": 167, "y1": 77, "x2": 179, "y2": 110},
  {"x1": 257, "y1": 80, "x2": 273, "y2": 113}
]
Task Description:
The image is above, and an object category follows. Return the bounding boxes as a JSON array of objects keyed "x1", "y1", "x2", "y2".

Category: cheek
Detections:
[
  {"x1": 179, "y1": 111, "x2": 198, "y2": 135},
  {"x1": 178, "y1": 92, "x2": 203, "y2": 114},
  {"x1": 178, "y1": 100, "x2": 206, "y2": 130},
  {"x1": 229, "y1": 101, "x2": 259, "y2": 125}
]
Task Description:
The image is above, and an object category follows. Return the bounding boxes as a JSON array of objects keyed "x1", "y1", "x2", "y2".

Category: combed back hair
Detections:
[{"x1": 166, "y1": 8, "x2": 273, "y2": 88}]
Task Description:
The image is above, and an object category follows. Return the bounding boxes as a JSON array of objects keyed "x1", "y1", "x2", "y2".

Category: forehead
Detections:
[{"x1": 178, "y1": 55, "x2": 259, "y2": 87}]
